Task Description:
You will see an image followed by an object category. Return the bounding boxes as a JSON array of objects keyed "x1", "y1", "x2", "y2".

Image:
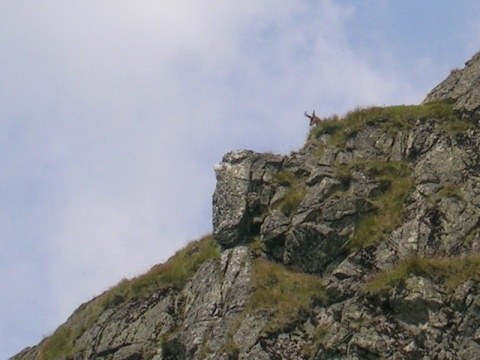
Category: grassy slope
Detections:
[{"x1": 39, "y1": 235, "x2": 220, "y2": 359}]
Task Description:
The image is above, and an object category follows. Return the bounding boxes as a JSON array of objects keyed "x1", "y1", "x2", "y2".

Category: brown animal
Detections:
[{"x1": 304, "y1": 110, "x2": 322, "y2": 126}]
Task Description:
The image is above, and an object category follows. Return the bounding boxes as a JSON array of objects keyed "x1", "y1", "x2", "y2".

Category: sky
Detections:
[{"x1": 1, "y1": 1, "x2": 479, "y2": 358}]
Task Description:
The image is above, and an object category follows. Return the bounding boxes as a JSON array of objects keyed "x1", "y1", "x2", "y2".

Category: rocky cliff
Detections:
[{"x1": 12, "y1": 52, "x2": 480, "y2": 360}]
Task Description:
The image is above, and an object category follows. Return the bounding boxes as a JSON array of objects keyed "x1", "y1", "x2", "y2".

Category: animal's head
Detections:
[{"x1": 304, "y1": 110, "x2": 321, "y2": 126}]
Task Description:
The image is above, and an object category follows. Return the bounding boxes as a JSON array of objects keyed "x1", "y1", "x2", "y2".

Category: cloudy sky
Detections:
[{"x1": 1, "y1": 1, "x2": 479, "y2": 357}]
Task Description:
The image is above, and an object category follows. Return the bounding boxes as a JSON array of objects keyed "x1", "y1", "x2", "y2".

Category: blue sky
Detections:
[{"x1": 1, "y1": 1, "x2": 479, "y2": 358}]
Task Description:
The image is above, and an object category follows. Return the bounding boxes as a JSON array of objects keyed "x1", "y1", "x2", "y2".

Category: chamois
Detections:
[{"x1": 304, "y1": 110, "x2": 322, "y2": 126}]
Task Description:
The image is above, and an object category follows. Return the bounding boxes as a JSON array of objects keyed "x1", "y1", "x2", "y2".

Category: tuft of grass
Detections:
[
  {"x1": 100, "y1": 234, "x2": 220, "y2": 308},
  {"x1": 248, "y1": 236, "x2": 264, "y2": 257},
  {"x1": 349, "y1": 159, "x2": 411, "y2": 179},
  {"x1": 247, "y1": 258, "x2": 327, "y2": 333},
  {"x1": 279, "y1": 186, "x2": 307, "y2": 216},
  {"x1": 274, "y1": 168, "x2": 307, "y2": 216},
  {"x1": 39, "y1": 235, "x2": 220, "y2": 360},
  {"x1": 219, "y1": 317, "x2": 243, "y2": 359},
  {"x1": 274, "y1": 168, "x2": 297, "y2": 186},
  {"x1": 344, "y1": 160, "x2": 415, "y2": 248},
  {"x1": 39, "y1": 326, "x2": 75, "y2": 360},
  {"x1": 309, "y1": 115, "x2": 344, "y2": 140},
  {"x1": 351, "y1": 177, "x2": 414, "y2": 248},
  {"x1": 343, "y1": 103, "x2": 458, "y2": 134},
  {"x1": 364, "y1": 255, "x2": 480, "y2": 294},
  {"x1": 222, "y1": 339, "x2": 240, "y2": 359},
  {"x1": 39, "y1": 300, "x2": 104, "y2": 360},
  {"x1": 303, "y1": 325, "x2": 330, "y2": 359},
  {"x1": 334, "y1": 164, "x2": 353, "y2": 190}
]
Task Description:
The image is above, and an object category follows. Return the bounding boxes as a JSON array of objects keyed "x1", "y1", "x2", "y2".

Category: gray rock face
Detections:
[
  {"x1": 206, "y1": 99, "x2": 480, "y2": 358},
  {"x1": 14, "y1": 52, "x2": 480, "y2": 360},
  {"x1": 12, "y1": 246, "x2": 259, "y2": 360},
  {"x1": 423, "y1": 51, "x2": 480, "y2": 121},
  {"x1": 212, "y1": 150, "x2": 260, "y2": 248},
  {"x1": 212, "y1": 150, "x2": 284, "y2": 248}
]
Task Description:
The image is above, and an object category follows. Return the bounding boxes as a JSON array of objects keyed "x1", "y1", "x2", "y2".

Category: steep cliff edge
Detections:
[
  {"x1": 423, "y1": 51, "x2": 480, "y2": 121},
  {"x1": 13, "y1": 52, "x2": 480, "y2": 360}
]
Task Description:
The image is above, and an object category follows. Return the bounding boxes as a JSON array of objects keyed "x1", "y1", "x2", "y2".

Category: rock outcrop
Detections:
[
  {"x1": 423, "y1": 51, "x2": 480, "y2": 121},
  {"x1": 212, "y1": 150, "x2": 283, "y2": 248},
  {"x1": 12, "y1": 52, "x2": 480, "y2": 360}
]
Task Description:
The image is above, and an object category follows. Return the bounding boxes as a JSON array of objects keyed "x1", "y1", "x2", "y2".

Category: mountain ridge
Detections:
[{"x1": 12, "y1": 51, "x2": 480, "y2": 360}]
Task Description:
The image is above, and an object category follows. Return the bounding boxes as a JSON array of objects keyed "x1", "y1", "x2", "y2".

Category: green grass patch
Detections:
[
  {"x1": 39, "y1": 299, "x2": 105, "y2": 360},
  {"x1": 349, "y1": 159, "x2": 411, "y2": 179},
  {"x1": 248, "y1": 236, "x2": 265, "y2": 257},
  {"x1": 279, "y1": 186, "x2": 307, "y2": 216},
  {"x1": 309, "y1": 103, "x2": 468, "y2": 146},
  {"x1": 100, "y1": 234, "x2": 220, "y2": 308},
  {"x1": 222, "y1": 339, "x2": 240, "y2": 359},
  {"x1": 39, "y1": 235, "x2": 220, "y2": 360},
  {"x1": 274, "y1": 168, "x2": 297, "y2": 186},
  {"x1": 347, "y1": 160, "x2": 415, "y2": 248},
  {"x1": 309, "y1": 114, "x2": 344, "y2": 140},
  {"x1": 364, "y1": 255, "x2": 480, "y2": 294},
  {"x1": 39, "y1": 325, "x2": 75, "y2": 360},
  {"x1": 247, "y1": 258, "x2": 327, "y2": 333},
  {"x1": 344, "y1": 103, "x2": 457, "y2": 133},
  {"x1": 274, "y1": 168, "x2": 307, "y2": 216},
  {"x1": 334, "y1": 164, "x2": 353, "y2": 190}
]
